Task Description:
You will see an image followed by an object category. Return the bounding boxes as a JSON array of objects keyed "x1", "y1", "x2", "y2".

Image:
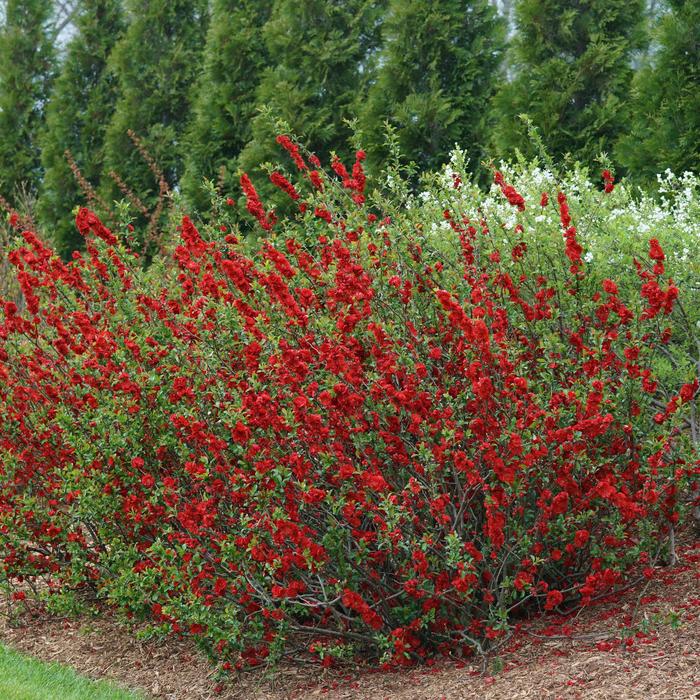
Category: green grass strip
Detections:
[{"x1": 0, "y1": 644, "x2": 144, "y2": 700}]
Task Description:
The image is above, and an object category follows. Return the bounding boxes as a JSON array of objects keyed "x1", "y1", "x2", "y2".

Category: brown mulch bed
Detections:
[{"x1": 2, "y1": 538, "x2": 699, "y2": 700}]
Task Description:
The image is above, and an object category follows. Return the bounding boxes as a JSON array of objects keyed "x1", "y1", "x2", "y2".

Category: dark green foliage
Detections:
[
  {"x1": 616, "y1": 0, "x2": 700, "y2": 184},
  {"x1": 238, "y1": 0, "x2": 385, "y2": 185},
  {"x1": 492, "y1": 0, "x2": 647, "y2": 168},
  {"x1": 39, "y1": 0, "x2": 125, "y2": 257},
  {"x1": 102, "y1": 0, "x2": 208, "y2": 236},
  {"x1": 360, "y1": 0, "x2": 505, "y2": 175},
  {"x1": 181, "y1": 0, "x2": 272, "y2": 211},
  {"x1": 0, "y1": 1, "x2": 55, "y2": 201}
]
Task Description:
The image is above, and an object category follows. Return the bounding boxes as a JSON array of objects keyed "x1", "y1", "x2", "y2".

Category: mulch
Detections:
[{"x1": 2, "y1": 537, "x2": 698, "y2": 700}]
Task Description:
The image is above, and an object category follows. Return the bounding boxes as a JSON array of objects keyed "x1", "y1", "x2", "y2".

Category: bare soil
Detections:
[{"x1": 2, "y1": 538, "x2": 699, "y2": 700}]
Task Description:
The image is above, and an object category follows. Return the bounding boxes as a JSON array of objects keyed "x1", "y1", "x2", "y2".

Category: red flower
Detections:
[
  {"x1": 308, "y1": 170, "x2": 324, "y2": 191},
  {"x1": 551, "y1": 492, "x2": 569, "y2": 515},
  {"x1": 679, "y1": 380, "x2": 698, "y2": 403},
  {"x1": 545, "y1": 590, "x2": 564, "y2": 610},
  {"x1": 602, "y1": 279, "x2": 617, "y2": 295},
  {"x1": 602, "y1": 169, "x2": 615, "y2": 193},
  {"x1": 269, "y1": 171, "x2": 300, "y2": 201},
  {"x1": 75, "y1": 208, "x2": 118, "y2": 245},
  {"x1": 574, "y1": 530, "x2": 590, "y2": 548},
  {"x1": 649, "y1": 239, "x2": 665, "y2": 262},
  {"x1": 563, "y1": 226, "x2": 582, "y2": 266},
  {"x1": 240, "y1": 174, "x2": 275, "y2": 231},
  {"x1": 494, "y1": 172, "x2": 525, "y2": 211},
  {"x1": 557, "y1": 192, "x2": 571, "y2": 228},
  {"x1": 276, "y1": 135, "x2": 307, "y2": 171},
  {"x1": 474, "y1": 376, "x2": 494, "y2": 400}
]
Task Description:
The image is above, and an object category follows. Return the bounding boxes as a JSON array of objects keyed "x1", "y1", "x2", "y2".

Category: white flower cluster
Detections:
[{"x1": 417, "y1": 154, "x2": 700, "y2": 273}]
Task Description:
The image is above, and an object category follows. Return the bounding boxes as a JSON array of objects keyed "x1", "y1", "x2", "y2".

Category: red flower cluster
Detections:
[
  {"x1": 269, "y1": 171, "x2": 300, "y2": 201},
  {"x1": 240, "y1": 174, "x2": 276, "y2": 230},
  {"x1": 275, "y1": 134, "x2": 307, "y2": 171},
  {"x1": 602, "y1": 169, "x2": 615, "y2": 193},
  {"x1": 557, "y1": 192, "x2": 583, "y2": 273},
  {"x1": 494, "y1": 170, "x2": 525, "y2": 211},
  {"x1": 331, "y1": 151, "x2": 367, "y2": 204}
]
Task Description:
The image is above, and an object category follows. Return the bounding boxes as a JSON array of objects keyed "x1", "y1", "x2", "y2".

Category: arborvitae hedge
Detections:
[
  {"x1": 4, "y1": 0, "x2": 700, "y2": 225},
  {"x1": 616, "y1": 0, "x2": 700, "y2": 184}
]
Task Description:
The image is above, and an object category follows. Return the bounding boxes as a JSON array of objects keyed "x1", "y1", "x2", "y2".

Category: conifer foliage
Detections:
[
  {"x1": 616, "y1": 0, "x2": 700, "y2": 183},
  {"x1": 181, "y1": 0, "x2": 272, "y2": 211},
  {"x1": 360, "y1": 0, "x2": 505, "y2": 174},
  {"x1": 0, "y1": 0, "x2": 55, "y2": 201},
  {"x1": 492, "y1": 0, "x2": 647, "y2": 168},
  {"x1": 38, "y1": 0, "x2": 125, "y2": 257}
]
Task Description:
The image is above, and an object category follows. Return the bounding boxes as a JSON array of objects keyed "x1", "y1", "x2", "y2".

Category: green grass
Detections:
[{"x1": 0, "y1": 645, "x2": 144, "y2": 700}]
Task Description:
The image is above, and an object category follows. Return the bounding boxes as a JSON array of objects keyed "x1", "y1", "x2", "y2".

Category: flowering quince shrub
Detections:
[{"x1": 0, "y1": 140, "x2": 698, "y2": 671}]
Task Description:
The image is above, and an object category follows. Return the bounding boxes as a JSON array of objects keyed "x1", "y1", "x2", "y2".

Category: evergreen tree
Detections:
[
  {"x1": 359, "y1": 0, "x2": 505, "y2": 174},
  {"x1": 102, "y1": 0, "x2": 208, "y2": 230},
  {"x1": 39, "y1": 0, "x2": 125, "y2": 257},
  {"x1": 492, "y1": 0, "x2": 647, "y2": 168},
  {"x1": 182, "y1": 0, "x2": 272, "y2": 211},
  {"x1": 0, "y1": 1, "x2": 55, "y2": 201},
  {"x1": 238, "y1": 0, "x2": 385, "y2": 181},
  {"x1": 616, "y1": 0, "x2": 700, "y2": 183}
]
